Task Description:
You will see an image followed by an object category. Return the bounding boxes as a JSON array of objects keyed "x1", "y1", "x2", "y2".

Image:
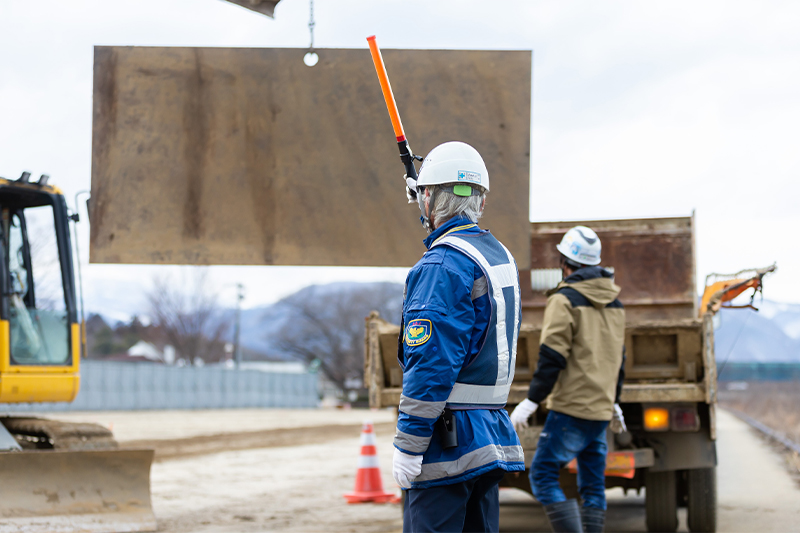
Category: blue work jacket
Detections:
[{"x1": 394, "y1": 216, "x2": 525, "y2": 489}]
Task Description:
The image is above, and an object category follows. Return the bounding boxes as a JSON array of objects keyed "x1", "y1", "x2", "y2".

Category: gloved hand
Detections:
[
  {"x1": 404, "y1": 174, "x2": 418, "y2": 203},
  {"x1": 610, "y1": 403, "x2": 627, "y2": 434},
  {"x1": 509, "y1": 398, "x2": 538, "y2": 432},
  {"x1": 392, "y1": 447, "x2": 423, "y2": 489}
]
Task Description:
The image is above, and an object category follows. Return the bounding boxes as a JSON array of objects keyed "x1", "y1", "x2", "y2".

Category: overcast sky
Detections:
[{"x1": 1, "y1": 0, "x2": 798, "y2": 318}]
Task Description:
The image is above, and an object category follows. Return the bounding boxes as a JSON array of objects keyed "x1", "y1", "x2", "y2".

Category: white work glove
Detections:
[
  {"x1": 610, "y1": 403, "x2": 627, "y2": 434},
  {"x1": 404, "y1": 174, "x2": 418, "y2": 203},
  {"x1": 392, "y1": 447, "x2": 423, "y2": 489},
  {"x1": 510, "y1": 398, "x2": 538, "y2": 432}
]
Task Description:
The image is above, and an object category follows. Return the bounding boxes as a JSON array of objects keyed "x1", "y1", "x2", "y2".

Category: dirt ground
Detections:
[
  {"x1": 47, "y1": 409, "x2": 403, "y2": 532},
  {"x1": 719, "y1": 380, "x2": 800, "y2": 444},
  {"x1": 719, "y1": 381, "x2": 800, "y2": 484},
  {"x1": 41, "y1": 407, "x2": 800, "y2": 533}
]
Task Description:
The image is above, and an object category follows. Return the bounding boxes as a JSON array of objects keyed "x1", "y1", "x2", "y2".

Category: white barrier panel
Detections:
[{"x1": 2, "y1": 361, "x2": 319, "y2": 411}]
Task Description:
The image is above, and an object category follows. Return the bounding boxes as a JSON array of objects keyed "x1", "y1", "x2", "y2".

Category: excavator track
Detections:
[
  {"x1": 1, "y1": 416, "x2": 118, "y2": 450},
  {"x1": 0, "y1": 417, "x2": 155, "y2": 533}
]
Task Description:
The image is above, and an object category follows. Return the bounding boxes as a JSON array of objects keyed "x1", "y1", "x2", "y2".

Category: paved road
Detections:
[{"x1": 499, "y1": 409, "x2": 800, "y2": 532}]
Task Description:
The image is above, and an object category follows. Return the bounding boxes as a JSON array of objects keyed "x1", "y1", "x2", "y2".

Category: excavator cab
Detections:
[
  {"x1": 0, "y1": 176, "x2": 80, "y2": 403},
  {"x1": 0, "y1": 174, "x2": 156, "y2": 532}
]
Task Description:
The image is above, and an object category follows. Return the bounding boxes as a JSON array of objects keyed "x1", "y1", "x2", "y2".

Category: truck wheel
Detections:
[
  {"x1": 687, "y1": 467, "x2": 716, "y2": 532},
  {"x1": 645, "y1": 471, "x2": 678, "y2": 532}
]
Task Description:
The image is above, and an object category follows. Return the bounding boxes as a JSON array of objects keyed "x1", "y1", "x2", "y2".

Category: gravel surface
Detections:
[
  {"x1": 45, "y1": 408, "x2": 402, "y2": 532},
  {"x1": 150, "y1": 429, "x2": 403, "y2": 532},
  {"x1": 24, "y1": 407, "x2": 800, "y2": 532}
]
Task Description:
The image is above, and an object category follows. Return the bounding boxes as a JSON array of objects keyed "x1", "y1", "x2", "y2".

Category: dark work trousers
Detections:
[
  {"x1": 529, "y1": 410, "x2": 609, "y2": 510},
  {"x1": 403, "y1": 468, "x2": 506, "y2": 533}
]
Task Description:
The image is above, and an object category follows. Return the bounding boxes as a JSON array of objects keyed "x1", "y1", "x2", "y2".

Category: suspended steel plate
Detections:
[{"x1": 90, "y1": 47, "x2": 531, "y2": 268}]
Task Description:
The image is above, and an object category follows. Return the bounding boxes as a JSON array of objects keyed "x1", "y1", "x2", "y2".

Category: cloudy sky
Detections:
[{"x1": 1, "y1": 0, "x2": 798, "y2": 318}]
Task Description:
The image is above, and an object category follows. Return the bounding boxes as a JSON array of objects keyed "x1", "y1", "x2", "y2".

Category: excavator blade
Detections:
[{"x1": 0, "y1": 448, "x2": 155, "y2": 533}]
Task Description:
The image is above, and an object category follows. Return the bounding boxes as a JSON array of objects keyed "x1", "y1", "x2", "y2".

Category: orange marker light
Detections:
[{"x1": 644, "y1": 407, "x2": 670, "y2": 431}]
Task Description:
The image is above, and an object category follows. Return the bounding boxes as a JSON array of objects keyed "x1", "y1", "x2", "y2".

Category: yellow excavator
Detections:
[{"x1": 0, "y1": 172, "x2": 154, "y2": 532}]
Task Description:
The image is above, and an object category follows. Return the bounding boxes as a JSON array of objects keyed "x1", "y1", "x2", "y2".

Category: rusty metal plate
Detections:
[
  {"x1": 90, "y1": 47, "x2": 531, "y2": 267},
  {"x1": 223, "y1": 0, "x2": 280, "y2": 17},
  {"x1": 523, "y1": 217, "x2": 696, "y2": 322}
]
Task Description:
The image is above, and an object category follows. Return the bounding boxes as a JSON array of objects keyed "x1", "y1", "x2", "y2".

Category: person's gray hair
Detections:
[{"x1": 426, "y1": 183, "x2": 487, "y2": 227}]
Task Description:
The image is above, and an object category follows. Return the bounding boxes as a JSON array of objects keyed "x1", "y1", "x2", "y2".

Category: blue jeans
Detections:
[
  {"x1": 403, "y1": 468, "x2": 505, "y2": 532},
  {"x1": 529, "y1": 410, "x2": 609, "y2": 510}
]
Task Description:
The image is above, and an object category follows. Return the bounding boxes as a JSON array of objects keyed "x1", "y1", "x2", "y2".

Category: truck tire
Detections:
[
  {"x1": 687, "y1": 467, "x2": 717, "y2": 532},
  {"x1": 646, "y1": 470, "x2": 678, "y2": 532}
]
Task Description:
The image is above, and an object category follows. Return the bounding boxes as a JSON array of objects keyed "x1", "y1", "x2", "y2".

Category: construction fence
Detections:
[
  {"x1": 2, "y1": 360, "x2": 319, "y2": 411},
  {"x1": 718, "y1": 362, "x2": 800, "y2": 382}
]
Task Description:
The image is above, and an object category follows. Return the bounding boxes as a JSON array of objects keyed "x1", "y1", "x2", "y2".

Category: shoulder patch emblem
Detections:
[{"x1": 404, "y1": 319, "x2": 432, "y2": 347}]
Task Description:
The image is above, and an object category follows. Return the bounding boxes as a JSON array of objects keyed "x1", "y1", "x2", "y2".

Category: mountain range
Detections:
[
  {"x1": 234, "y1": 281, "x2": 404, "y2": 361},
  {"x1": 93, "y1": 282, "x2": 800, "y2": 364},
  {"x1": 713, "y1": 299, "x2": 800, "y2": 363},
  {"x1": 233, "y1": 285, "x2": 800, "y2": 363}
]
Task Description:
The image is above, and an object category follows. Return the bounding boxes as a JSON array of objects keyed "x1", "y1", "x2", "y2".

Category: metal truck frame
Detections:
[{"x1": 365, "y1": 215, "x2": 717, "y2": 533}]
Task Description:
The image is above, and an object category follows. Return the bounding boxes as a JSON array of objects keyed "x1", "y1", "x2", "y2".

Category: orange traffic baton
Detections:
[{"x1": 367, "y1": 35, "x2": 422, "y2": 198}]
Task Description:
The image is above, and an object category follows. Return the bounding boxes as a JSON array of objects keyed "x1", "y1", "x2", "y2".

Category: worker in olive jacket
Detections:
[{"x1": 510, "y1": 226, "x2": 627, "y2": 533}]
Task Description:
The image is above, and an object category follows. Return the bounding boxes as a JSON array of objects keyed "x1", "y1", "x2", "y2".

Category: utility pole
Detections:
[{"x1": 233, "y1": 283, "x2": 244, "y2": 368}]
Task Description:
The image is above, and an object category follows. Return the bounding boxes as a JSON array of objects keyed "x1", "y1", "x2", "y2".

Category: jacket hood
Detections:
[{"x1": 550, "y1": 266, "x2": 621, "y2": 309}]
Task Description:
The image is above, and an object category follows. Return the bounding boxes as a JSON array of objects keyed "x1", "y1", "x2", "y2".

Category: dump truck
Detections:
[
  {"x1": 0, "y1": 172, "x2": 155, "y2": 532},
  {"x1": 366, "y1": 215, "x2": 718, "y2": 533}
]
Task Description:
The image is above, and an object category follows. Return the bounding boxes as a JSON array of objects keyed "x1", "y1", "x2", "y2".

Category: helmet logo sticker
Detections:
[
  {"x1": 457, "y1": 170, "x2": 481, "y2": 184},
  {"x1": 575, "y1": 228, "x2": 598, "y2": 245}
]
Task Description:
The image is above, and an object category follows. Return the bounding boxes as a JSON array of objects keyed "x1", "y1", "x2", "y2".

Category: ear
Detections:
[{"x1": 480, "y1": 197, "x2": 486, "y2": 210}]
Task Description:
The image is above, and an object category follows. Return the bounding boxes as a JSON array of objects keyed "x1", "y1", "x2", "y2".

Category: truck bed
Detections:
[{"x1": 365, "y1": 314, "x2": 716, "y2": 411}]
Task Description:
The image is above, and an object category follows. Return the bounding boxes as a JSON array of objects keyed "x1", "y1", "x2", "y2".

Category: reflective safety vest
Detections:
[{"x1": 430, "y1": 231, "x2": 521, "y2": 409}]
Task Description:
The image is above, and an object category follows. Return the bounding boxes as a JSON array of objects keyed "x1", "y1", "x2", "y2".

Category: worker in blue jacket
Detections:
[{"x1": 392, "y1": 141, "x2": 525, "y2": 533}]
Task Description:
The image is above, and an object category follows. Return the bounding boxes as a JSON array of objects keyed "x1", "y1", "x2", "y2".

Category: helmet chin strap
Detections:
[{"x1": 418, "y1": 187, "x2": 437, "y2": 233}]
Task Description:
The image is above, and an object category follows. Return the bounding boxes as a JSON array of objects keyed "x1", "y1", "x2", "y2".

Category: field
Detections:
[
  {"x1": 719, "y1": 381, "x2": 800, "y2": 445},
  {"x1": 718, "y1": 380, "x2": 800, "y2": 481},
  {"x1": 47, "y1": 408, "x2": 404, "y2": 532},
  {"x1": 38, "y1": 407, "x2": 800, "y2": 532}
]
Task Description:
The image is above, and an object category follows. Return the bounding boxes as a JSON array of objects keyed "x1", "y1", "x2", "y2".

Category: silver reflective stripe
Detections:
[
  {"x1": 416, "y1": 444, "x2": 525, "y2": 482},
  {"x1": 400, "y1": 395, "x2": 446, "y2": 419},
  {"x1": 394, "y1": 429, "x2": 432, "y2": 454},
  {"x1": 447, "y1": 382, "x2": 512, "y2": 405},
  {"x1": 471, "y1": 276, "x2": 488, "y2": 301},
  {"x1": 488, "y1": 262, "x2": 518, "y2": 289},
  {"x1": 500, "y1": 242, "x2": 521, "y2": 386},
  {"x1": 436, "y1": 236, "x2": 518, "y2": 386}
]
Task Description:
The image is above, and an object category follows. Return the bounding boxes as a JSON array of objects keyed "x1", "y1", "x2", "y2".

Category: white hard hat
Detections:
[
  {"x1": 556, "y1": 226, "x2": 602, "y2": 266},
  {"x1": 417, "y1": 141, "x2": 489, "y2": 195}
]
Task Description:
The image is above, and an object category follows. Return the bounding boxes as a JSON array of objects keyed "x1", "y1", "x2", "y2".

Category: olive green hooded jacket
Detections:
[{"x1": 527, "y1": 266, "x2": 626, "y2": 421}]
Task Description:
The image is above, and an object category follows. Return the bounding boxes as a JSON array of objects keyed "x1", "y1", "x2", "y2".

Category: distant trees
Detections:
[
  {"x1": 146, "y1": 270, "x2": 230, "y2": 365},
  {"x1": 86, "y1": 314, "x2": 149, "y2": 357},
  {"x1": 270, "y1": 282, "x2": 403, "y2": 391}
]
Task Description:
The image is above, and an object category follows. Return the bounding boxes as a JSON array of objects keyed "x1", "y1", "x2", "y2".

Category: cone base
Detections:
[{"x1": 344, "y1": 491, "x2": 401, "y2": 504}]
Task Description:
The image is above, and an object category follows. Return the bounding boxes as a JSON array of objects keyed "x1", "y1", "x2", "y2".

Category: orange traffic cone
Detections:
[{"x1": 344, "y1": 421, "x2": 399, "y2": 504}]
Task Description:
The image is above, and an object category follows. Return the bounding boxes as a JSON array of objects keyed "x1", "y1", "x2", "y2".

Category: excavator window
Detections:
[{"x1": 2, "y1": 205, "x2": 69, "y2": 365}]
